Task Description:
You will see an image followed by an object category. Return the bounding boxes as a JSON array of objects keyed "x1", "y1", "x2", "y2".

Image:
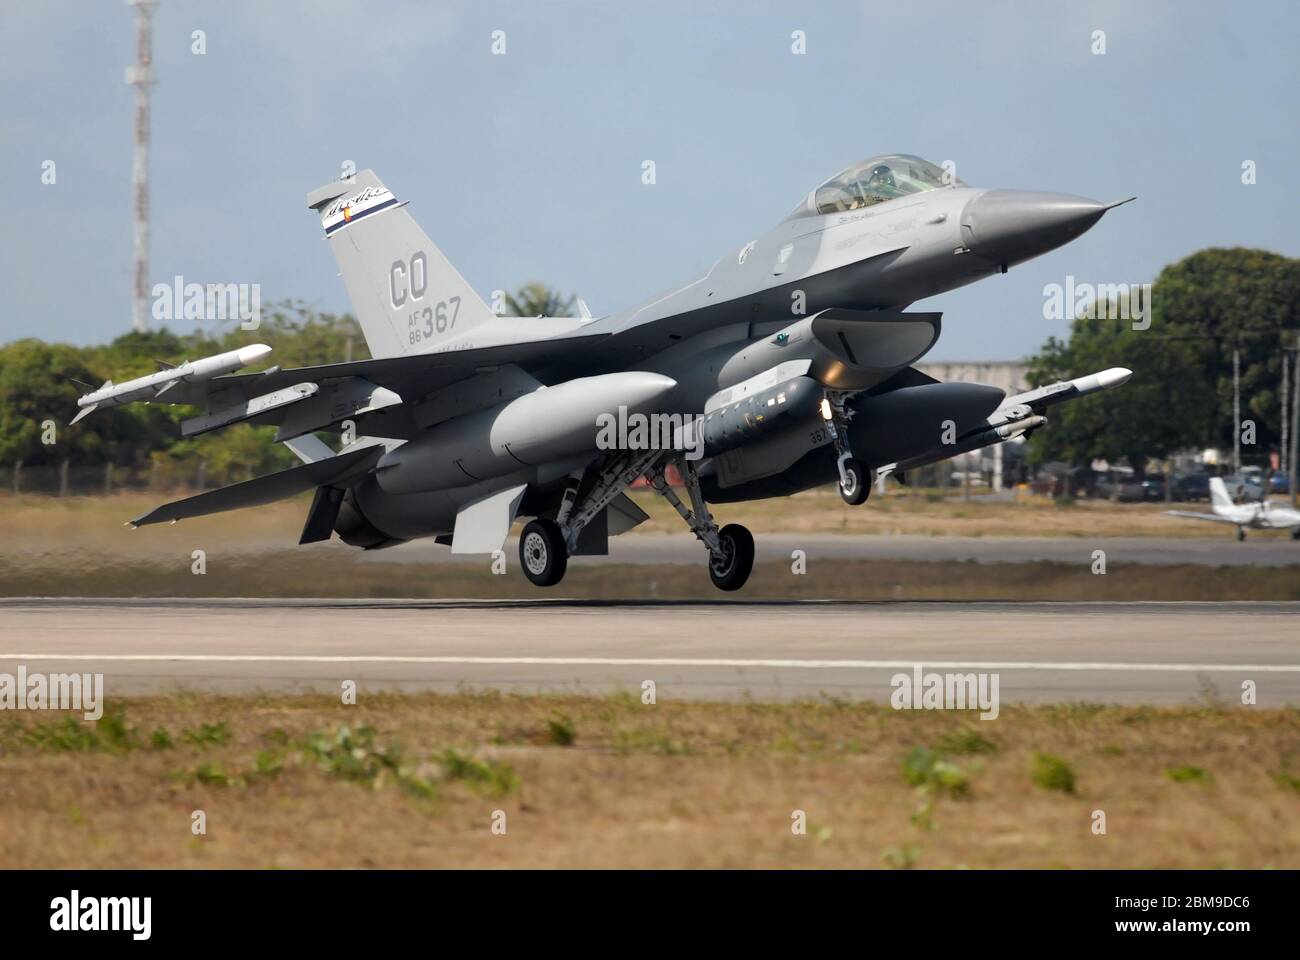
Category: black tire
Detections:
[
  {"x1": 839, "y1": 458, "x2": 870, "y2": 506},
  {"x1": 708, "y1": 523, "x2": 755, "y2": 592},
  {"x1": 1290, "y1": 527, "x2": 1299, "y2": 541},
  {"x1": 519, "y1": 519, "x2": 568, "y2": 587},
  {"x1": 1236, "y1": 527, "x2": 1247, "y2": 542}
]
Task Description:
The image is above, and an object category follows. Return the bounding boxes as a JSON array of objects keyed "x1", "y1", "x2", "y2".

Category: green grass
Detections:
[
  {"x1": 1031, "y1": 752, "x2": 1077, "y2": 794},
  {"x1": 1166, "y1": 764, "x2": 1212, "y2": 784},
  {"x1": 438, "y1": 748, "x2": 519, "y2": 797},
  {"x1": 544, "y1": 714, "x2": 577, "y2": 747}
]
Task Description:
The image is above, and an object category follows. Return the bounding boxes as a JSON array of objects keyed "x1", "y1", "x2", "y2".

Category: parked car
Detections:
[
  {"x1": 1269, "y1": 471, "x2": 1291, "y2": 495},
  {"x1": 1095, "y1": 473, "x2": 1144, "y2": 502},
  {"x1": 1171, "y1": 473, "x2": 1211, "y2": 502},
  {"x1": 1140, "y1": 474, "x2": 1168, "y2": 501}
]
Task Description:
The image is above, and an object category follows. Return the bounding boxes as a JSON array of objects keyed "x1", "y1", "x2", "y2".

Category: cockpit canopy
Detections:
[{"x1": 800, "y1": 154, "x2": 964, "y2": 217}]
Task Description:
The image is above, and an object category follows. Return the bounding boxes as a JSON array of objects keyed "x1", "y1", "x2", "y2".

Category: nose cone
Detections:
[{"x1": 961, "y1": 190, "x2": 1115, "y2": 267}]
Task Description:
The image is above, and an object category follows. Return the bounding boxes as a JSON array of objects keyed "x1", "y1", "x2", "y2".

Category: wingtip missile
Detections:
[
  {"x1": 1070, "y1": 366, "x2": 1132, "y2": 395},
  {"x1": 69, "y1": 344, "x2": 275, "y2": 420}
]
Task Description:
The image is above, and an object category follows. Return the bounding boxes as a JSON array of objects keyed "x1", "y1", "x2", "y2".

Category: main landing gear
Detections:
[
  {"x1": 519, "y1": 518, "x2": 567, "y2": 587},
  {"x1": 645, "y1": 459, "x2": 755, "y2": 591},
  {"x1": 822, "y1": 391, "x2": 870, "y2": 505},
  {"x1": 517, "y1": 452, "x2": 755, "y2": 592},
  {"x1": 1236, "y1": 527, "x2": 1247, "y2": 542}
]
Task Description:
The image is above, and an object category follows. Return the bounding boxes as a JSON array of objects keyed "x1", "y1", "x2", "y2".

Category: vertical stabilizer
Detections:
[{"x1": 306, "y1": 170, "x2": 494, "y2": 358}]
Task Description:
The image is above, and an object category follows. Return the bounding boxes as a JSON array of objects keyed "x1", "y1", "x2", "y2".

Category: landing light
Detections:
[{"x1": 819, "y1": 398, "x2": 833, "y2": 420}]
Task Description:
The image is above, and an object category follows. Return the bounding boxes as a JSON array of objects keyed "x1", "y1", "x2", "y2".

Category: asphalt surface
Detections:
[
  {"x1": 364, "y1": 533, "x2": 1300, "y2": 567},
  {"x1": 2, "y1": 598, "x2": 1297, "y2": 704}
]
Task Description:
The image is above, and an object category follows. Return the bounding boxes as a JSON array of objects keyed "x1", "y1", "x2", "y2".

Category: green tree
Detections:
[
  {"x1": 1144, "y1": 248, "x2": 1300, "y2": 455},
  {"x1": 504, "y1": 282, "x2": 576, "y2": 318},
  {"x1": 0, "y1": 302, "x2": 371, "y2": 484},
  {"x1": 1025, "y1": 313, "x2": 1213, "y2": 474},
  {"x1": 1025, "y1": 248, "x2": 1300, "y2": 471},
  {"x1": 0, "y1": 339, "x2": 174, "y2": 467}
]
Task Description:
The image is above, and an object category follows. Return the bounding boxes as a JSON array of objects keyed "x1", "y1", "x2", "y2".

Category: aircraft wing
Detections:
[
  {"x1": 1164, "y1": 510, "x2": 1237, "y2": 524},
  {"x1": 157, "y1": 329, "x2": 609, "y2": 409},
  {"x1": 91, "y1": 328, "x2": 611, "y2": 443}
]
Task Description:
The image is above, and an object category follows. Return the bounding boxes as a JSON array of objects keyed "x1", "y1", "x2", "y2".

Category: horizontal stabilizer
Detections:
[{"x1": 129, "y1": 445, "x2": 383, "y2": 528}]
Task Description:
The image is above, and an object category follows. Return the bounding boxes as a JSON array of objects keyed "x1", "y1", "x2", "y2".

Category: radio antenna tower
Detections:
[{"x1": 125, "y1": 0, "x2": 158, "y2": 334}]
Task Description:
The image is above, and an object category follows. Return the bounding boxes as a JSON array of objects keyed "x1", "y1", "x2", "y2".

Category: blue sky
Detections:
[{"x1": 2, "y1": 0, "x2": 1296, "y2": 359}]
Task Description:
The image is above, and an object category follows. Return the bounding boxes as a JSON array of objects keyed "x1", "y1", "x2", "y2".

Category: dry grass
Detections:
[
  {"x1": 1, "y1": 551, "x2": 1296, "y2": 600},
  {"x1": 1, "y1": 692, "x2": 1296, "y2": 868},
  {"x1": 3, "y1": 487, "x2": 1283, "y2": 552},
  {"x1": 4, "y1": 491, "x2": 1295, "y2": 600}
]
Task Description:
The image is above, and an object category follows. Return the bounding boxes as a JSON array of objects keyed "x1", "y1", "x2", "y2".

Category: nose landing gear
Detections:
[{"x1": 822, "y1": 391, "x2": 871, "y2": 505}]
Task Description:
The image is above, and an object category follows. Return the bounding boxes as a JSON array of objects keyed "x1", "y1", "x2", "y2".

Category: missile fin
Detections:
[
  {"x1": 70, "y1": 403, "x2": 97, "y2": 425},
  {"x1": 155, "y1": 358, "x2": 178, "y2": 371},
  {"x1": 153, "y1": 379, "x2": 181, "y2": 398}
]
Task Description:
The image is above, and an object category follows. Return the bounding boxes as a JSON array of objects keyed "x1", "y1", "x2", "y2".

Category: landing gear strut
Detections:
[
  {"x1": 521, "y1": 448, "x2": 665, "y2": 589},
  {"x1": 1236, "y1": 526, "x2": 1247, "y2": 542},
  {"x1": 823, "y1": 391, "x2": 870, "y2": 505},
  {"x1": 646, "y1": 458, "x2": 755, "y2": 591},
  {"x1": 520, "y1": 450, "x2": 755, "y2": 592}
]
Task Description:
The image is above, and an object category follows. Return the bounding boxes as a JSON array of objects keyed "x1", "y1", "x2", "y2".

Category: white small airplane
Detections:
[{"x1": 1166, "y1": 477, "x2": 1300, "y2": 541}]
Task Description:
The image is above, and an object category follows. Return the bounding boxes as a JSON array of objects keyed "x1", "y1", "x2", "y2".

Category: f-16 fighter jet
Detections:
[
  {"x1": 1167, "y1": 477, "x2": 1300, "y2": 541},
  {"x1": 77, "y1": 154, "x2": 1132, "y2": 590}
]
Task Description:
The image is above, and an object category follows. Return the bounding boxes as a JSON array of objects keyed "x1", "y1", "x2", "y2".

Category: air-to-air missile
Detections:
[{"x1": 71, "y1": 344, "x2": 272, "y2": 424}]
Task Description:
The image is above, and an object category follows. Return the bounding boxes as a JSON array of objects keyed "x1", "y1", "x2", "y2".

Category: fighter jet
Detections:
[
  {"x1": 75, "y1": 153, "x2": 1133, "y2": 590},
  {"x1": 1166, "y1": 477, "x2": 1300, "y2": 541}
]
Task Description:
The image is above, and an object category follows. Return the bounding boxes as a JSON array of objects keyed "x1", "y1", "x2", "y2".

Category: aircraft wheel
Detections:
[
  {"x1": 1236, "y1": 527, "x2": 1247, "y2": 542},
  {"x1": 708, "y1": 523, "x2": 755, "y2": 592},
  {"x1": 1291, "y1": 527, "x2": 1300, "y2": 541},
  {"x1": 519, "y1": 519, "x2": 568, "y2": 587},
  {"x1": 839, "y1": 458, "x2": 870, "y2": 506}
]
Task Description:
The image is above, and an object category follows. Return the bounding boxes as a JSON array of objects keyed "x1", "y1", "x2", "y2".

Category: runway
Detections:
[
  {"x1": 365, "y1": 533, "x2": 1300, "y2": 567},
  {"x1": 2, "y1": 598, "x2": 1297, "y2": 704}
]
